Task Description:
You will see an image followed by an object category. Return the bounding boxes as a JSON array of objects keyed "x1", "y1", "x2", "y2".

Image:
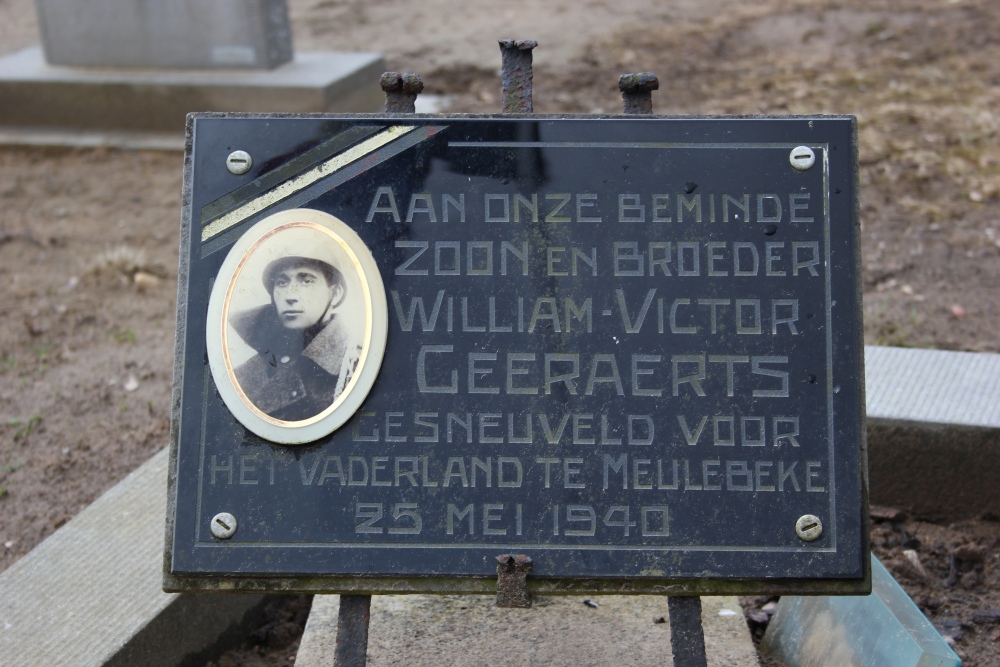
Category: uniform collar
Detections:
[{"x1": 230, "y1": 305, "x2": 353, "y2": 376}]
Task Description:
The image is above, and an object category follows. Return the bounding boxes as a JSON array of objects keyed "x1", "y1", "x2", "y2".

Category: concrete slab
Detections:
[
  {"x1": 0, "y1": 47, "x2": 385, "y2": 134},
  {"x1": 864, "y1": 346, "x2": 1000, "y2": 520},
  {"x1": 865, "y1": 346, "x2": 1000, "y2": 429},
  {"x1": 296, "y1": 593, "x2": 758, "y2": 667},
  {"x1": 0, "y1": 126, "x2": 184, "y2": 151},
  {"x1": 0, "y1": 448, "x2": 266, "y2": 667},
  {"x1": 0, "y1": 94, "x2": 448, "y2": 152}
]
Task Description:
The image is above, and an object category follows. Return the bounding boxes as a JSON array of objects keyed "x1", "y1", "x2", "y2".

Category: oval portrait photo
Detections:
[{"x1": 206, "y1": 209, "x2": 388, "y2": 444}]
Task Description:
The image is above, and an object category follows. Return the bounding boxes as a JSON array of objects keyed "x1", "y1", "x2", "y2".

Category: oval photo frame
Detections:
[{"x1": 206, "y1": 209, "x2": 387, "y2": 444}]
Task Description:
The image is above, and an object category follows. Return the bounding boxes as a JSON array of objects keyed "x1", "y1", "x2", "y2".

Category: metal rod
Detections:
[
  {"x1": 499, "y1": 39, "x2": 537, "y2": 113},
  {"x1": 495, "y1": 554, "x2": 533, "y2": 608},
  {"x1": 619, "y1": 72, "x2": 659, "y2": 114},
  {"x1": 334, "y1": 594, "x2": 372, "y2": 667},
  {"x1": 668, "y1": 596, "x2": 708, "y2": 667},
  {"x1": 380, "y1": 71, "x2": 424, "y2": 113},
  {"x1": 338, "y1": 67, "x2": 425, "y2": 662}
]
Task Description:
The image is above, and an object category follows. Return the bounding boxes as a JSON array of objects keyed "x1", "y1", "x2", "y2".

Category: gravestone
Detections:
[
  {"x1": 0, "y1": 1, "x2": 384, "y2": 141},
  {"x1": 165, "y1": 114, "x2": 869, "y2": 597},
  {"x1": 34, "y1": 0, "x2": 293, "y2": 70}
]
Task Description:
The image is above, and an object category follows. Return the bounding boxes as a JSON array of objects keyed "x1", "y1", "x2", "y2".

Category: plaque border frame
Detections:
[{"x1": 164, "y1": 112, "x2": 870, "y2": 596}]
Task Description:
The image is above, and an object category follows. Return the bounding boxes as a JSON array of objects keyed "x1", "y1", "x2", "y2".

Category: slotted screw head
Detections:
[
  {"x1": 211, "y1": 512, "x2": 238, "y2": 539},
  {"x1": 226, "y1": 150, "x2": 253, "y2": 175},
  {"x1": 789, "y1": 146, "x2": 816, "y2": 171},
  {"x1": 795, "y1": 514, "x2": 823, "y2": 541}
]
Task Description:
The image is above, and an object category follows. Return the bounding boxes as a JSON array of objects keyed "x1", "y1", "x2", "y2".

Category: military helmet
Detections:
[{"x1": 256, "y1": 224, "x2": 347, "y2": 308}]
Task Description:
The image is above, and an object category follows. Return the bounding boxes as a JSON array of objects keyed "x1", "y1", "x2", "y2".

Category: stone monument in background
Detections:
[
  {"x1": 0, "y1": 0, "x2": 384, "y2": 146},
  {"x1": 34, "y1": 0, "x2": 294, "y2": 70}
]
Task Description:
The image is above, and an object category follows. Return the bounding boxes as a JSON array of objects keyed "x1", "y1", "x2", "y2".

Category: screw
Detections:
[
  {"x1": 789, "y1": 146, "x2": 815, "y2": 171},
  {"x1": 795, "y1": 514, "x2": 823, "y2": 541},
  {"x1": 380, "y1": 72, "x2": 424, "y2": 113},
  {"x1": 499, "y1": 39, "x2": 537, "y2": 114},
  {"x1": 619, "y1": 72, "x2": 659, "y2": 114},
  {"x1": 210, "y1": 512, "x2": 238, "y2": 539},
  {"x1": 226, "y1": 150, "x2": 252, "y2": 175}
]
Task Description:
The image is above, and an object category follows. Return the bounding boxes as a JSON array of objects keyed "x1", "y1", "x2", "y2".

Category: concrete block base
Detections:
[
  {"x1": 0, "y1": 449, "x2": 267, "y2": 667},
  {"x1": 868, "y1": 422, "x2": 1000, "y2": 521},
  {"x1": 296, "y1": 594, "x2": 758, "y2": 667},
  {"x1": 864, "y1": 346, "x2": 1000, "y2": 520},
  {"x1": 0, "y1": 47, "x2": 385, "y2": 135},
  {"x1": 35, "y1": 0, "x2": 294, "y2": 70}
]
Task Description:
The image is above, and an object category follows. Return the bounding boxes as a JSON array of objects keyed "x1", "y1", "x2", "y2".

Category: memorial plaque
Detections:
[{"x1": 165, "y1": 115, "x2": 869, "y2": 595}]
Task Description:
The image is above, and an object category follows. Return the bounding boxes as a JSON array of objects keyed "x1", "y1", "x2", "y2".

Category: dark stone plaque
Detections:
[{"x1": 165, "y1": 115, "x2": 869, "y2": 595}]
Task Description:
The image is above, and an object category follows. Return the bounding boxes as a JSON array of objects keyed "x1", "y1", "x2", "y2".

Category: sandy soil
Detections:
[{"x1": 1, "y1": 0, "x2": 999, "y2": 665}]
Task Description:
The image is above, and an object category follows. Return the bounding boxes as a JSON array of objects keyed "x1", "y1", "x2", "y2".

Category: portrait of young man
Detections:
[{"x1": 227, "y1": 246, "x2": 363, "y2": 422}]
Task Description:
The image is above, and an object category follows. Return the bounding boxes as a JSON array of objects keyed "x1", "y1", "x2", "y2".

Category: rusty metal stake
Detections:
[
  {"x1": 334, "y1": 594, "x2": 372, "y2": 667},
  {"x1": 619, "y1": 72, "x2": 659, "y2": 114},
  {"x1": 495, "y1": 554, "x2": 533, "y2": 608},
  {"x1": 329, "y1": 70, "x2": 427, "y2": 666},
  {"x1": 499, "y1": 39, "x2": 537, "y2": 113},
  {"x1": 668, "y1": 596, "x2": 708, "y2": 667},
  {"x1": 329, "y1": 69, "x2": 426, "y2": 666},
  {"x1": 380, "y1": 71, "x2": 424, "y2": 113}
]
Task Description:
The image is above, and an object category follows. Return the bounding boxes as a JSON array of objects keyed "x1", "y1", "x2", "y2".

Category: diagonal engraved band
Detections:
[
  {"x1": 201, "y1": 125, "x2": 381, "y2": 224},
  {"x1": 200, "y1": 125, "x2": 419, "y2": 242}
]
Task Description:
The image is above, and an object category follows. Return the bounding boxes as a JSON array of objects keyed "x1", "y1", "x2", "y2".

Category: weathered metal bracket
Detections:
[
  {"x1": 334, "y1": 594, "x2": 372, "y2": 667},
  {"x1": 495, "y1": 554, "x2": 534, "y2": 608},
  {"x1": 668, "y1": 596, "x2": 708, "y2": 667},
  {"x1": 619, "y1": 72, "x2": 659, "y2": 114},
  {"x1": 329, "y1": 71, "x2": 426, "y2": 667},
  {"x1": 499, "y1": 39, "x2": 537, "y2": 113},
  {"x1": 616, "y1": 69, "x2": 708, "y2": 667},
  {"x1": 380, "y1": 71, "x2": 424, "y2": 113}
]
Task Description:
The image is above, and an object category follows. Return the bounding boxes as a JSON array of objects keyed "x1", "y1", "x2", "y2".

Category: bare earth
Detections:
[{"x1": 1, "y1": 0, "x2": 998, "y2": 665}]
